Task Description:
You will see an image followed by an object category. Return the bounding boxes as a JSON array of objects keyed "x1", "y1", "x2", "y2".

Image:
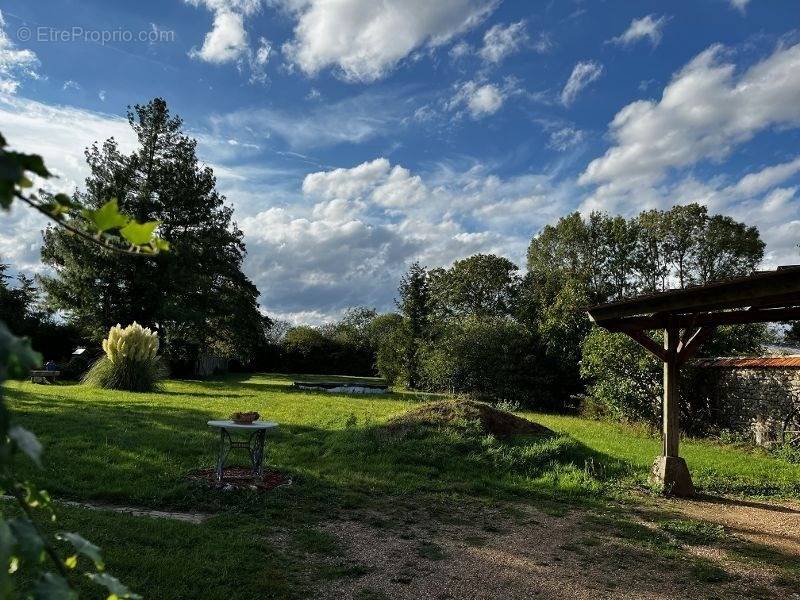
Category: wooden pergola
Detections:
[{"x1": 587, "y1": 265, "x2": 800, "y2": 496}]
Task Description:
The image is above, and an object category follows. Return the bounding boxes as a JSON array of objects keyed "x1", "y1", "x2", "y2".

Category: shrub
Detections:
[
  {"x1": 419, "y1": 316, "x2": 543, "y2": 405},
  {"x1": 374, "y1": 317, "x2": 410, "y2": 385},
  {"x1": 580, "y1": 328, "x2": 662, "y2": 425},
  {"x1": 83, "y1": 322, "x2": 166, "y2": 391},
  {"x1": 281, "y1": 326, "x2": 339, "y2": 374}
]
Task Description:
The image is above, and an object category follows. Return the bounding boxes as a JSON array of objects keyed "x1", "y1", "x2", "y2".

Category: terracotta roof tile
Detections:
[{"x1": 695, "y1": 356, "x2": 800, "y2": 368}]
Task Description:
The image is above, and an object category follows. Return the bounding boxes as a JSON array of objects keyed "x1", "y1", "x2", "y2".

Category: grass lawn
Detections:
[{"x1": 4, "y1": 373, "x2": 800, "y2": 598}]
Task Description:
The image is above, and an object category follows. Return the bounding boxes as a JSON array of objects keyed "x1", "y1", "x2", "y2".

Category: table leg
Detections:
[
  {"x1": 248, "y1": 429, "x2": 266, "y2": 478},
  {"x1": 215, "y1": 428, "x2": 228, "y2": 483}
]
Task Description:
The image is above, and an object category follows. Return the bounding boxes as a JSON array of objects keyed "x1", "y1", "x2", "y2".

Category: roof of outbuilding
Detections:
[{"x1": 695, "y1": 356, "x2": 800, "y2": 369}]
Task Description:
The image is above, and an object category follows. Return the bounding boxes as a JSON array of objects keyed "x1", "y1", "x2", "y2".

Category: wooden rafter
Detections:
[
  {"x1": 677, "y1": 326, "x2": 716, "y2": 364},
  {"x1": 619, "y1": 327, "x2": 666, "y2": 361}
]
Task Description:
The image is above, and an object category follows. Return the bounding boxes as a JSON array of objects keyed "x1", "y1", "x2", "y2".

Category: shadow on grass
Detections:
[{"x1": 5, "y1": 385, "x2": 637, "y2": 520}]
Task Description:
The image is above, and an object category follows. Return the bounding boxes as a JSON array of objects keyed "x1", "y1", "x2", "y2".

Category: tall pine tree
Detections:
[{"x1": 41, "y1": 98, "x2": 266, "y2": 370}]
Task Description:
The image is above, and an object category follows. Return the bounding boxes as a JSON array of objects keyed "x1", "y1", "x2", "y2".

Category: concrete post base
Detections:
[{"x1": 650, "y1": 456, "x2": 694, "y2": 497}]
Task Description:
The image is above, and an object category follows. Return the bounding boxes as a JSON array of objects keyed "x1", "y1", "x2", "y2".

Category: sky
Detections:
[{"x1": 0, "y1": 0, "x2": 799, "y2": 324}]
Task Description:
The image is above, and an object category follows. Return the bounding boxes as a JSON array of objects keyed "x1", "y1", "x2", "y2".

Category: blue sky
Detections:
[{"x1": 0, "y1": 0, "x2": 799, "y2": 323}]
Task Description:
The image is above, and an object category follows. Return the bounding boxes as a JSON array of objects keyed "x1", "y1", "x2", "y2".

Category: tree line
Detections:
[
  {"x1": 262, "y1": 204, "x2": 769, "y2": 421},
  {"x1": 1, "y1": 96, "x2": 794, "y2": 432},
  {"x1": 262, "y1": 203, "x2": 775, "y2": 430}
]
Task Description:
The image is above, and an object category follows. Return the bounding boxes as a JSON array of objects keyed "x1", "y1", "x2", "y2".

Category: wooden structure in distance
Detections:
[{"x1": 587, "y1": 266, "x2": 800, "y2": 496}]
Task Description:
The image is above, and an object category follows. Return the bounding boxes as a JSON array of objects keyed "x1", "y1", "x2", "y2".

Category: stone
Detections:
[{"x1": 650, "y1": 456, "x2": 694, "y2": 497}]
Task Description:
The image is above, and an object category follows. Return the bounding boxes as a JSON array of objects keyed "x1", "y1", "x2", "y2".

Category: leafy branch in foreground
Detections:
[{"x1": 0, "y1": 131, "x2": 161, "y2": 598}]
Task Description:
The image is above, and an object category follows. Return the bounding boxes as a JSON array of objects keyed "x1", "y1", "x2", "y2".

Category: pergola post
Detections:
[
  {"x1": 587, "y1": 265, "x2": 800, "y2": 499},
  {"x1": 650, "y1": 325, "x2": 694, "y2": 496},
  {"x1": 663, "y1": 326, "x2": 680, "y2": 458}
]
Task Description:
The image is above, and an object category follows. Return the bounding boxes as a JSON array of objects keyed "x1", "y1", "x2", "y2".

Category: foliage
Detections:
[
  {"x1": 321, "y1": 307, "x2": 380, "y2": 374},
  {"x1": 0, "y1": 263, "x2": 83, "y2": 362},
  {"x1": 785, "y1": 322, "x2": 800, "y2": 345},
  {"x1": 771, "y1": 442, "x2": 800, "y2": 464},
  {"x1": 262, "y1": 309, "x2": 407, "y2": 378},
  {"x1": 1, "y1": 132, "x2": 154, "y2": 597},
  {"x1": 580, "y1": 325, "x2": 769, "y2": 432},
  {"x1": 528, "y1": 203, "x2": 766, "y2": 412},
  {"x1": 419, "y1": 315, "x2": 541, "y2": 403},
  {"x1": 39, "y1": 98, "x2": 264, "y2": 370},
  {"x1": 84, "y1": 323, "x2": 166, "y2": 392},
  {"x1": 372, "y1": 314, "x2": 408, "y2": 384},
  {"x1": 397, "y1": 261, "x2": 431, "y2": 388},
  {"x1": 580, "y1": 329, "x2": 662, "y2": 425},
  {"x1": 281, "y1": 326, "x2": 338, "y2": 374},
  {"x1": 428, "y1": 254, "x2": 521, "y2": 318}
]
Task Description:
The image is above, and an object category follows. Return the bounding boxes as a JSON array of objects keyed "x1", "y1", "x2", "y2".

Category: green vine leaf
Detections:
[
  {"x1": 9, "y1": 426, "x2": 43, "y2": 467},
  {"x1": 57, "y1": 532, "x2": 104, "y2": 570},
  {"x1": 82, "y1": 199, "x2": 130, "y2": 233},
  {"x1": 152, "y1": 237, "x2": 170, "y2": 252},
  {"x1": 120, "y1": 220, "x2": 159, "y2": 246},
  {"x1": 86, "y1": 572, "x2": 142, "y2": 600}
]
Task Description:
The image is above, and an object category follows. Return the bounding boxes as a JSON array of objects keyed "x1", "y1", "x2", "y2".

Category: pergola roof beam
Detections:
[
  {"x1": 588, "y1": 266, "x2": 800, "y2": 324},
  {"x1": 603, "y1": 306, "x2": 800, "y2": 331}
]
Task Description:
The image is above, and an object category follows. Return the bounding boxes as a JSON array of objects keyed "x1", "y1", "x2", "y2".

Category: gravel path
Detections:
[{"x1": 301, "y1": 499, "x2": 793, "y2": 599}]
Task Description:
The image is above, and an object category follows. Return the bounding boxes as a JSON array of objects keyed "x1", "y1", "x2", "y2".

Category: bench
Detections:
[{"x1": 30, "y1": 370, "x2": 60, "y2": 384}]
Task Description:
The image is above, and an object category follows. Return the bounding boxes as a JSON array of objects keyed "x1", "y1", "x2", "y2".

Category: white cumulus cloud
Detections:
[
  {"x1": 186, "y1": 0, "x2": 273, "y2": 83},
  {"x1": 448, "y1": 80, "x2": 510, "y2": 119},
  {"x1": 303, "y1": 158, "x2": 428, "y2": 209},
  {"x1": 278, "y1": 0, "x2": 497, "y2": 82},
  {"x1": 189, "y1": 9, "x2": 250, "y2": 63},
  {"x1": 580, "y1": 42, "x2": 800, "y2": 194}
]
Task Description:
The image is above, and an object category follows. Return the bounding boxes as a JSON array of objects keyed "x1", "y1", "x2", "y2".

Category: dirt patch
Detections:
[
  {"x1": 186, "y1": 466, "x2": 291, "y2": 492},
  {"x1": 383, "y1": 399, "x2": 552, "y2": 439},
  {"x1": 659, "y1": 494, "x2": 800, "y2": 556},
  {"x1": 292, "y1": 500, "x2": 787, "y2": 600}
]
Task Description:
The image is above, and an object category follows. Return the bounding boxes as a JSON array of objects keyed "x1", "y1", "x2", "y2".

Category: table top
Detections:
[{"x1": 207, "y1": 420, "x2": 279, "y2": 430}]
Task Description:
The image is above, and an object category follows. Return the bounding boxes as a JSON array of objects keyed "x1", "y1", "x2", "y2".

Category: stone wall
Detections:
[{"x1": 710, "y1": 367, "x2": 800, "y2": 445}]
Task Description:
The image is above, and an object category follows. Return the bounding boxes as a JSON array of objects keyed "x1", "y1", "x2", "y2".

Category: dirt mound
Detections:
[{"x1": 384, "y1": 399, "x2": 552, "y2": 439}]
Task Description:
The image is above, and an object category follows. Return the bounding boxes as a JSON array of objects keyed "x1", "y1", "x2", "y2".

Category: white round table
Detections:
[{"x1": 207, "y1": 420, "x2": 279, "y2": 482}]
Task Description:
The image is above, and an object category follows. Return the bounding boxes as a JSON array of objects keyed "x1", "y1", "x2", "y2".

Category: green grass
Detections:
[
  {"x1": 4, "y1": 373, "x2": 800, "y2": 597},
  {"x1": 530, "y1": 412, "x2": 800, "y2": 496},
  {"x1": 15, "y1": 506, "x2": 304, "y2": 600}
]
